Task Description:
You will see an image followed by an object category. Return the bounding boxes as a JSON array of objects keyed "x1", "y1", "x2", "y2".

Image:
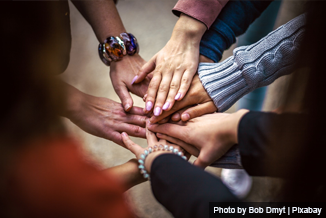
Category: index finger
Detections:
[{"x1": 147, "y1": 122, "x2": 188, "y2": 143}]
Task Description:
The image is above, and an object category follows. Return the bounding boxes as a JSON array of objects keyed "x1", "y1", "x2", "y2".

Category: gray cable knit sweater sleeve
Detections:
[{"x1": 198, "y1": 14, "x2": 306, "y2": 112}]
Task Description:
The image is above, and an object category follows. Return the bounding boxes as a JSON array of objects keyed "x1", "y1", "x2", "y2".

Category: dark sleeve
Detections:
[
  {"x1": 200, "y1": 0, "x2": 272, "y2": 62},
  {"x1": 150, "y1": 154, "x2": 239, "y2": 218},
  {"x1": 238, "y1": 111, "x2": 309, "y2": 178}
]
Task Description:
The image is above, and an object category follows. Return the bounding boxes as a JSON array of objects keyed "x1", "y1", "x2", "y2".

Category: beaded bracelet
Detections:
[
  {"x1": 138, "y1": 145, "x2": 187, "y2": 180},
  {"x1": 98, "y1": 33, "x2": 139, "y2": 66}
]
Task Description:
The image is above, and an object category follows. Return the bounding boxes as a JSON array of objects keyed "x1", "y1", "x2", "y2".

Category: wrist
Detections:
[
  {"x1": 171, "y1": 13, "x2": 206, "y2": 43},
  {"x1": 60, "y1": 82, "x2": 85, "y2": 119},
  {"x1": 199, "y1": 55, "x2": 214, "y2": 63},
  {"x1": 232, "y1": 109, "x2": 250, "y2": 144},
  {"x1": 144, "y1": 151, "x2": 171, "y2": 173}
]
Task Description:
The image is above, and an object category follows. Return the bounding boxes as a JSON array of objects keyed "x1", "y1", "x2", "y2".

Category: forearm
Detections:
[
  {"x1": 200, "y1": 0, "x2": 272, "y2": 62},
  {"x1": 150, "y1": 154, "x2": 239, "y2": 217},
  {"x1": 198, "y1": 13, "x2": 306, "y2": 112},
  {"x1": 172, "y1": 13, "x2": 206, "y2": 42},
  {"x1": 105, "y1": 159, "x2": 145, "y2": 191},
  {"x1": 172, "y1": 0, "x2": 229, "y2": 29},
  {"x1": 238, "y1": 111, "x2": 309, "y2": 178},
  {"x1": 71, "y1": 0, "x2": 125, "y2": 42}
]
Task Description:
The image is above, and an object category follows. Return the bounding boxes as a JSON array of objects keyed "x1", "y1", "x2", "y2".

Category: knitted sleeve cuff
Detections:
[{"x1": 198, "y1": 14, "x2": 306, "y2": 112}]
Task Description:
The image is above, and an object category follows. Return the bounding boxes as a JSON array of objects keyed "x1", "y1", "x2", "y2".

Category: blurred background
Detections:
[{"x1": 61, "y1": 0, "x2": 306, "y2": 217}]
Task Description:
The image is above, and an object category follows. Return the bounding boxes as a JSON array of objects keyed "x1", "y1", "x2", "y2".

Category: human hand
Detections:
[
  {"x1": 149, "y1": 74, "x2": 217, "y2": 124},
  {"x1": 121, "y1": 126, "x2": 188, "y2": 173},
  {"x1": 62, "y1": 82, "x2": 147, "y2": 147},
  {"x1": 110, "y1": 54, "x2": 152, "y2": 111},
  {"x1": 133, "y1": 14, "x2": 206, "y2": 116},
  {"x1": 148, "y1": 110, "x2": 249, "y2": 168}
]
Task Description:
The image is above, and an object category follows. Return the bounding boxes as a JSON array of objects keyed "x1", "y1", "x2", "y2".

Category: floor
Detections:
[{"x1": 61, "y1": 0, "x2": 305, "y2": 217}]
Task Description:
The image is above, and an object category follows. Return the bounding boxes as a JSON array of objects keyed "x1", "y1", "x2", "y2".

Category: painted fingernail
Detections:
[
  {"x1": 146, "y1": 101, "x2": 153, "y2": 111},
  {"x1": 175, "y1": 93, "x2": 181, "y2": 100},
  {"x1": 162, "y1": 102, "x2": 170, "y2": 110},
  {"x1": 124, "y1": 104, "x2": 131, "y2": 111},
  {"x1": 154, "y1": 107, "x2": 161, "y2": 116},
  {"x1": 131, "y1": 75, "x2": 138, "y2": 85},
  {"x1": 181, "y1": 113, "x2": 190, "y2": 121}
]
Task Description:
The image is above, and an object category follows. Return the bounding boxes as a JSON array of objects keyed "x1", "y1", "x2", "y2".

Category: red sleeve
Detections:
[
  {"x1": 172, "y1": 0, "x2": 229, "y2": 29},
  {"x1": 7, "y1": 137, "x2": 135, "y2": 218}
]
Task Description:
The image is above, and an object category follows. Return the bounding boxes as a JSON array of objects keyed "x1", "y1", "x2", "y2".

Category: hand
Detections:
[
  {"x1": 121, "y1": 126, "x2": 187, "y2": 173},
  {"x1": 149, "y1": 75, "x2": 217, "y2": 124},
  {"x1": 133, "y1": 14, "x2": 207, "y2": 116},
  {"x1": 148, "y1": 110, "x2": 249, "y2": 168},
  {"x1": 62, "y1": 82, "x2": 147, "y2": 147},
  {"x1": 110, "y1": 54, "x2": 152, "y2": 111}
]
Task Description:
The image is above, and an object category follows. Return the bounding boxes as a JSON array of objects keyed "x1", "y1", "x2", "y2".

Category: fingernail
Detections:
[
  {"x1": 146, "y1": 101, "x2": 153, "y2": 111},
  {"x1": 124, "y1": 104, "x2": 131, "y2": 111},
  {"x1": 131, "y1": 75, "x2": 138, "y2": 85},
  {"x1": 122, "y1": 132, "x2": 127, "y2": 137},
  {"x1": 162, "y1": 102, "x2": 170, "y2": 110},
  {"x1": 175, "y1": 93, "x2": 181, "y2": 100},
  {"x1": 147, "y1": 119, "x2": 151, "y2": 126},
  {"x1": 181, "y1": 113, "x2": 190, "y2": 121},
  {"x1": 154, "y1": 107, "x2": 161, "y2": 116},
  {"x1": 143, "y1": 94, "x2": 147, "y2": 102}
]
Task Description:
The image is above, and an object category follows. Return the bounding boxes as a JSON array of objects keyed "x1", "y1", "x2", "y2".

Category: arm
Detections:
[
  {"x1": 104, "y1": 159, "x2": 145, "y2": 190},
  {"x1": 200, "y1": 0, "x2": 273, "y2": 62},
  {"x1": 199, "y1": 13, "x2": 306, "y2": 112},
  {"x1": 120, "y1": 129, "x2": 239, "y2": 218},
  {"x1": 238, "y1": 111, "x2": 309, "y2": 178},
  {"x1": 71, "y1": 0, "x2": 149, "y2": 111},
  {"x1": 172, "y1": 0, "x2": 229, "y2": 29},
  {"x1": 151, "y1": 154, "x2": 239, "y2": 218},
  {"x1": 59, "y1": 80, "x2": 147, "y2": 146}
]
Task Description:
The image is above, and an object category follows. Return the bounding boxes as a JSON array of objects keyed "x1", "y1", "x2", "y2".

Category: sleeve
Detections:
[
  {"x1": 200, "y1": 0, "x2": 272, "y2": 62},
  {"x1": 172, "y1": 0, "x2": 229, "y2": 29},
  {"x1": 198, "y1": 14, "x2": 306, "y2": 112},
  {"x1": 150, "y1": 154, "x2": 239, "y2": 218},
  {"x1": 238, "y1": 111, "x2": 309, "y2": 178}
]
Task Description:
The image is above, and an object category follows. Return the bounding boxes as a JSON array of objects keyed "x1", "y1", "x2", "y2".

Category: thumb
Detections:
[
  {"x1": 181, "y1": 101, "x2": 217, "y2": 121},
  {"x1": 114, "y1": 84, "x2": 134, "y2": 112},
  {"x1": 135, "y1": 55, "x2": 157, "y2": 83},
  {"x1": 193, "y1": 148, "x2": 216, "y2": 169},
  {"x1": 121, "y1": 132, "x2": 143, "y2": 158}
]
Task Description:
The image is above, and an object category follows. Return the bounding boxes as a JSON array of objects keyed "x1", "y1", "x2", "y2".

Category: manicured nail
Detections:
[
  {"x1": 131, "y1": 75, "x2": 138, "y2": 85},
  {"x1": 175, "y1": 93, "x2": 181, "y2": 100},
  {"x1": 146, "y1": 101, "x2": 153, "y2": 111},
  {"x1": 154, "y1": 107, "x2": 161, "y2": 116},
  {"x1": 162, "y1": 102, "x2": 170, "y2": 110},
  {"x1": 124, "y1": 104, "x2": 131, "y2": 111},
  {"x1": 181, "y1": 113, "x2": 190, "y2": 121}
]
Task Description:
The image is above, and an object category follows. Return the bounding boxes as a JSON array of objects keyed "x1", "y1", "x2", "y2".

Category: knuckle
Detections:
[
  {"x1": 148, "y1": 81, "x2": 159, "y2": 90},
  {"x1": 158, "y1": 84, "x2": 168, "y2": 93},
  {"x1": 181, "y1": 77, "x2": 190, "y2": 85},
  {"x1": 132, "y1": 125, "x2": 142, "y2": 134},
  {"x1": 170, "y1": 82, "x2": 179, "y2": 90}
]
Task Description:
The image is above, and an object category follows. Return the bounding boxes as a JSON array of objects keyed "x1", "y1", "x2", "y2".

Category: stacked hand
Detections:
[
  {"x1": 121, "y1": 123, "x2": 189, "y2": 173},
  {"x1": 133, "y1": 14, "x2": 207, "y2": 117},
  {"x1": 62, "y1": 82, "x2": 148, "y2": 147},
  {"x1": 147, "y1": 110, "x2": 249, "y2": 169},
  {"x1": 110, "y1": 54, "x2": 152, "y2": 111}
]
